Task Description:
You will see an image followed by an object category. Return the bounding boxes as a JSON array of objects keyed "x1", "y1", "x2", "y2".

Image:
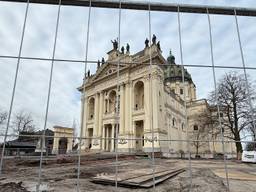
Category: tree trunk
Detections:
[
  {"x1": 233, "y1": 98, "x2": 242, "y2": 159},
  {"x1": 235, "y1": 137, "x2": 243, "y2": 160}
]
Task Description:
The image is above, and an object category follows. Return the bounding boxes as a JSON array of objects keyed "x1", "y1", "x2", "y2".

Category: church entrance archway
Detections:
[
  {"x1": 134, "y1": 81, "x2": 144, "y2": 110},
  {"x1": 135, "y1": 120, "x2": 144, "y2": 151},
  {"x1": 103, "y1": 124, "x2": 112, "y2": 152},
  {"x1": 88, "y1": 128, "x2": 93, "y2": 149},
  {"x1": 58, "y1": 137, "x2": 68, "y2": 154}
]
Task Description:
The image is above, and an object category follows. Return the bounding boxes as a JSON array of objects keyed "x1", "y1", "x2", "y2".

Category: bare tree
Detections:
[
  {"x1": 12, "y1": 111, "x2": 36, "y2": 134},
  {"x1": 191, "y1": 126, "x2": 208, "y2": 157},
  {"x1": 245, "y1": 109, "x2": 256, "y2": 141},
  {"x1": 0, "y1": 110, "x2": 7, "y2": 125},
  {"x1": 209, "y1": 72, "x2": 255, "y2": 155},
  {"x1": 191, "y1": 110, "x2": 213, "y2": 157}
]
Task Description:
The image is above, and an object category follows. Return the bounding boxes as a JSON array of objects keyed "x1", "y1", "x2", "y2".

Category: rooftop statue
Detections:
[
  {"x1": 157, "y1": 41, "x2": 161, "y2": 51},
  {"x1": 145, "y1": 38, "x2": 149, "y2": 48},
  {"x1": 126, "y1": 43, "x2": 130, "y2": 53},
  {"x1": 111, "y1": 39, "x2": 118, "y2": 50},
  {"x1": 121, "y1": 46, "x2": 125, "y2": 54},
  {"x1": 102, "y1": 57, "x2": 105, "y2": 64},
  {"x1": 152, "y1": 34, "x2": 157, "y2": 44},
  {"x1": 97, "y1": 60, "x2": 100, "y2": 69},
  {"x1": 87, "y1": 70, "x2": 90, "y2": 77}
]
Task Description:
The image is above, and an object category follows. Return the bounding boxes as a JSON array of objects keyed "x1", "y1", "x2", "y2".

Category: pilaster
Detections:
[
  {"x1": 143, "y1": 75, "x2": 151, "y2": 132},
  {"x1": 52, "y1": 137, "x2": 59, "y2": 154},
  {"x1": 128, "y1": 81, "x2": 133, "y2": 134},
  {"x1": 91, "y1": 93, "x2": 101, "y2": 150},
  {"x1": 81, "y1": 95, "x2": 88, "y2": 150},
  {"x1": 67, "y1": 138, "x2": 73, "y2": 153},
  {"x1": 111, "y1": 124, "x2": 115, "y2": 152},
  {"x1": 124, "y1": 82, "x2": 130, "y2": 134},
  {"x1": 98, "y1": 91, "x2": 104, "y2": 137},
  {"x1": 102, "y1": 124, "x2": 106, "y2": 151},
  {"x1": 152, "y1": 73, "x2": 160, "y2": 131},
  {"x1": 94, "y1": 93, "x2": 99, "y2": 136},
  {"x1": 120, "y1": 83, "x2": 125, "y2": 134}
]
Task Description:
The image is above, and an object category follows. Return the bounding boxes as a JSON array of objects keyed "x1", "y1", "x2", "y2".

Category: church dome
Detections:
[{"x1": 164, "y1": 50, "x2": 193, "y2": 83}]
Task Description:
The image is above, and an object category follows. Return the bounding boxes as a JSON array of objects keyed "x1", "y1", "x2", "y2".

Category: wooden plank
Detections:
[
  {"x1": 124, "y1": 169, "x2": 181, "y2": 183},
  {"x1": 91, "y1": 168, "x2": 185, "y2": 188},
  {"x1": 138, "y1": 169, "x2": 185, "y2": 188},
  {"x1": 94, "y1": 167, "x2": 179, "y2": 182}
]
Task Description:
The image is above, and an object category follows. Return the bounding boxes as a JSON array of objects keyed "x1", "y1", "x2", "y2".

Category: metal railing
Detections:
[{"x1": 0, "y1": 1, "x2": 255, "y2": 192}]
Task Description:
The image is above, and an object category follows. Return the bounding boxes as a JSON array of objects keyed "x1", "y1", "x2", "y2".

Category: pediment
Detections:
[
  {"x1": 91, "y1": 62, "x2": 127, "y2": 82},
  {"x1": 89, "y1": 46, "x2": 166, "y2": 84}
]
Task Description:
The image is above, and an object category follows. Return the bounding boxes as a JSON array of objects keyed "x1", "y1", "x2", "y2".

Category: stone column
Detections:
[
  {"x1": 143, "y1": 73, "x2": 160, "y2": 152},
  {"x1": 81, "y1": 95, "x2": 88, "y2": 149},
  {"x1": 111, "y1": 124, "x2": 115, "y2": 152},
  {"x1": 106, "y1": 126, "x2": 109, "y2": 151},
  {"x1": 67, "y1": 138, "x2": 73, "y2": 153},
  {"x1": 102, "y1": 125, "x2": 105, "y2": 151},
  {"x1": 91, "y1": 93, "x2": 101, "y2": 151},
  {"x1": 98, "y1": 92, "x2": 104, "y2": 136},
  {"x1": 52, "y1": 136, "x2": 59, "y2": 154},
  {"x1": 152, "y1": 74, "x2": 159, "y2": 131},
  {"x1": 98, "y1": 92, "x2": 104, "y2": 150},
  {"x1": 144, "y1": 75, "x2": 151, "y2": 132},
  {"x1": 107, "y1": 99, "x2": 110, "y2": 113},
  {"x1": 132, "y1": 121, "x2": 136, "y2": 149},
  {"x1": 94, "y1": 93, "x2": 99, "y2": 136},
  {"x1": 120, "y1": 84, "x2": 125, "y2": 134},
  {"x1": 117, "y1": 81, "x2": 131, "y2": 152},
  {"x1": 129, "y1": 82, "x2": 133, "y2": 134},
  {"x1": 125, "y1": 82, "x2": 131, "y2": 133}
]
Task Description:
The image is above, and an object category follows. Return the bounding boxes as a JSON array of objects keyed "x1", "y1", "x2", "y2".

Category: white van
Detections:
[
  {"x1": 242, "y1": 142, "x2": 256, "y2": 163},
  {"x1": 242, "y1": 151, "x2": 256, "y2": 163}
]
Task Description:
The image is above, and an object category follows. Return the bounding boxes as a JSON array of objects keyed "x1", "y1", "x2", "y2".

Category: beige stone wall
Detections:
[
  {"x1": 52, "y1": 126, "x2": 74, "y2": 154},
  {"x1": 79, "y1": 44, "x2": 236, "y2": 156}
]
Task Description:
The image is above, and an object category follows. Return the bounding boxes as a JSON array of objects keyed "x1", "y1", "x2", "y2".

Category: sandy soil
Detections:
[{"x1": 0, "y1": 154, "x2": 255, "y2": 192}]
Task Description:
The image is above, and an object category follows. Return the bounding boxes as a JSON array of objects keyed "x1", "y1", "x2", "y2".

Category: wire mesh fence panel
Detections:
[{"x1": 0, "y1": 1, "x2": 256, "y2": 192}]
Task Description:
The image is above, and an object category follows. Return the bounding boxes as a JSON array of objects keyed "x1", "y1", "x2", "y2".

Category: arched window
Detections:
[
  {"x1": 181, "y1": 123, "x2": 185, "y2": 131},
  {"x1": 193, "y1": 125, "x2": 198, "y2": 131},
  {"x1": 172, "y1": 118, "x2": 176, "y2": 127},
  {"x1": 109, "y1": 90, "x2": 117, "y2": 113},
  {"x1": 88, "y1": 97, "x2": 95, "y2": 119},
  {"x1": 134, "y1": 81, "x2": 144, "y2": 110}
]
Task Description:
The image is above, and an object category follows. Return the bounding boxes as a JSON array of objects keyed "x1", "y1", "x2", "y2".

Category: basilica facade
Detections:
[{"x1": 78, "y1": 38, "x2": 235, "y2": 157}]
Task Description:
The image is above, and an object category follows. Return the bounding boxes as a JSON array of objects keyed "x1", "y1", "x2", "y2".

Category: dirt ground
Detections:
[{"x1": 0, "y1": 154, "x2": 256, "y2": 192}]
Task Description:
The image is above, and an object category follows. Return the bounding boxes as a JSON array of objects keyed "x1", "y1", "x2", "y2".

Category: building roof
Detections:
[
  {"x1": 5, "y1": 140, "x2": 37, "y2": 148},
  {"x1": 79, "y1": 40, "x2": 194, "y2": 91},
  {"x1": 164, "y1": 50, "x2": 193, "y2": 84},
  {"x1": 0, "y1": 129, "x2": 54, "y2": 148}
]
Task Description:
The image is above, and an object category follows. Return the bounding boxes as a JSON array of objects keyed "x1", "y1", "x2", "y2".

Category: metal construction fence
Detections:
[{"x1": 0, "y1": 0, "x2": 256, "y2": 192}]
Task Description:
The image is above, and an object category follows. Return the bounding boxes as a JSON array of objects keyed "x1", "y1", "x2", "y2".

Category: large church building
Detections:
[{"x1": 78, "y1": 37, "x2": 235, "y2": 157}]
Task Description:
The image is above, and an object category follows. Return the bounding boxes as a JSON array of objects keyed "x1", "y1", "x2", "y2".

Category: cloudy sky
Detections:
[{"x1": 0, "y1": 0, "x2": 255, "y2": 137}]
